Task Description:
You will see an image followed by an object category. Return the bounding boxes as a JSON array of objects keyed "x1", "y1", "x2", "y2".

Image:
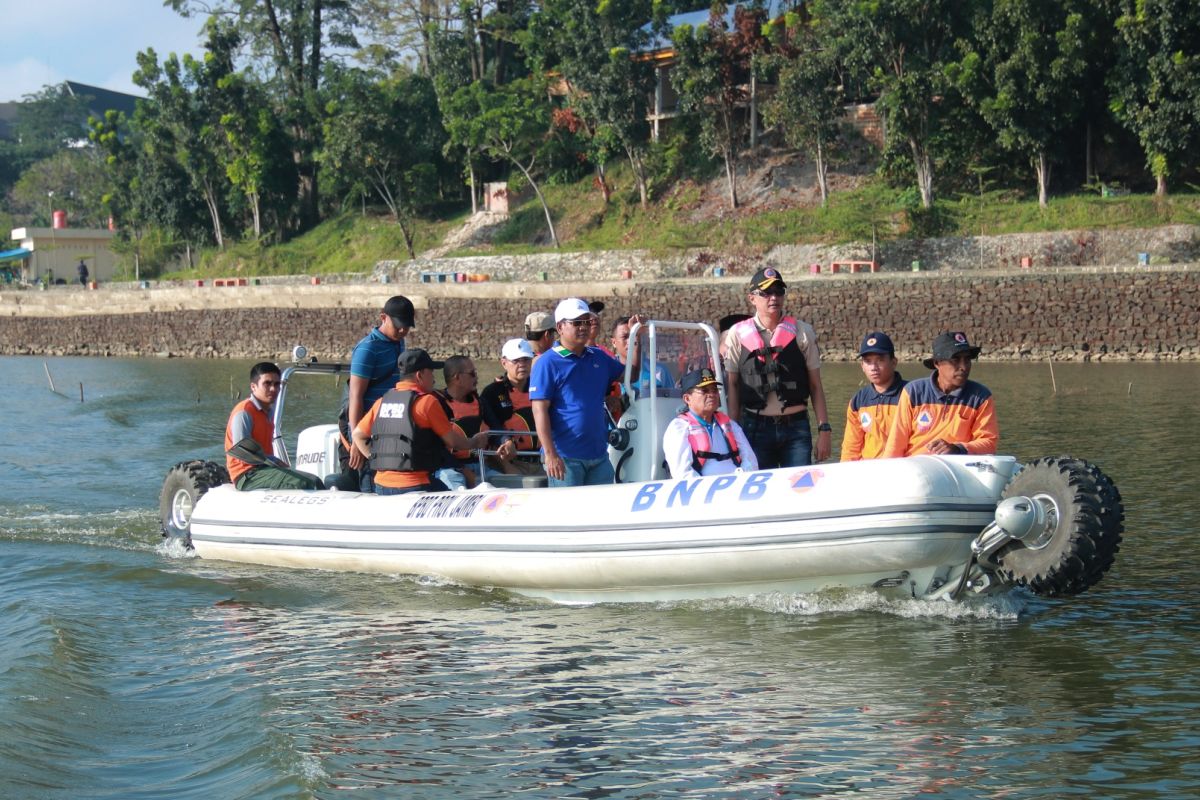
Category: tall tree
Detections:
[
  {"x1": 761, "y1": 11, "x2": 844, "y2": 207},
  {"x1": 322, "y1": 70, "x2": 446, "y2": 258},
  {"x1": 531, "y1": 0, "x2": 661, "y2": 208},
  {"x1": 955, "y1": 0, "x2": 1091, "y2": 207},
  {"x1": 815, "y1": 0, "x2": 976, "y2": 209},
  {"x1": 1109, "y1": 0, "x2": 1200, "y2": 196},
  {"x1": 167, "y1": 0, "x2": 360, "y2": 231},
  {"x1": 671, "y1": 3, "x2": 769, "y2": 210},
  {"x1": 444, "y1": 78, "x2": 559, "y2": 247}
]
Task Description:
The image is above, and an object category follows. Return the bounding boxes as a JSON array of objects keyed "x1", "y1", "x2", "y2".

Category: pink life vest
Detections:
[
  {"x1": 681, "y1": 411, "x2": 742, "y2": 473},
  {"x1": 732, "y1": 316, "x2": 810, "y2": 409}
]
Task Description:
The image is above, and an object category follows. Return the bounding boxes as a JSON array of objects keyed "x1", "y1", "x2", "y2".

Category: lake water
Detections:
[{"x1": 1, "y1": 355, "x2": 1197, "y2": 799}]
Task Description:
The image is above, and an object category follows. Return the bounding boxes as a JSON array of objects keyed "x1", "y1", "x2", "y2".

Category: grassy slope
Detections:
[{"x1": 165, "y1": 166, "x2": 1200, "y2": 279}]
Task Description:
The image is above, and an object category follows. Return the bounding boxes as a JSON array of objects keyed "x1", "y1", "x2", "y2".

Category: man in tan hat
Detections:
[
  {"x1": 524, "y1": 310, "x2": 555, "y2": 356},
  {"x1": 882, "y1": 331, "x2": 998, "y2": 457},
  {"x1": 723, "y1": 267, "x2": 831, "y2": 468}
]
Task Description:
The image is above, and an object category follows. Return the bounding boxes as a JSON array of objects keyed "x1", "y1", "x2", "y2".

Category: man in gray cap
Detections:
[
  {"x1": 882, "y1": 331, "x2": 998, "y2": 457},
  {"x1": 841, "y1": 331, "x2": 906, "y2": 461}
]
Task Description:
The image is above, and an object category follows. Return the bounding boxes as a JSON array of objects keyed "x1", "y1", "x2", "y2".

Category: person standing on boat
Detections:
[
  {"x1": 530, "y1": 298, "x2": 628, "y2": 487},
  {"x1": 352, "y1": 349, "x2": 490, "y2": 495},
  {"x1": 663, "y1": 368, "x2": 758, "y2": 479},
  {"x1": 841, "y1": 332, "x2": 907, "y2": 461},
  {"x1": 342, "y1": 296, "x2": 414, "y2": 492},
  {"x1": 722, "y1": 267, "x2": 832, "y2": 468},
  {"x1": 882, "y1": 332, "x2": 999, "y2": 457},
  {"x1": 524, "y1": 310, "x2": 556, "y2": 356},
  {"x1": 225, "y1": 362, "x2": 324, "y2": 491},
  {"x1": 610, "y1": 315, "x2": 674, "y2": 397}
]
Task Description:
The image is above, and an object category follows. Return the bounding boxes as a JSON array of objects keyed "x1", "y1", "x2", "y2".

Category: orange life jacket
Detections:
[{"x1": 224, "y1": 397, "x2": 274, "y2": 482}]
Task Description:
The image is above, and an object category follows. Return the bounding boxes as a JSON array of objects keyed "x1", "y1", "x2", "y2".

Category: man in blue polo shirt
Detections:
[
  {"x1": 530, "y1": 298, "x2": 627, "y2": 487},
  {"x1": 343, "y1": 295, "x2": 413, "y2": 491}
]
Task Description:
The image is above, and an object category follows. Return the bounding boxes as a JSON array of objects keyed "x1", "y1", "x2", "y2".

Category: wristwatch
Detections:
[{"x1": 817, "y1": 422, "x2": 832, "y2": 433}]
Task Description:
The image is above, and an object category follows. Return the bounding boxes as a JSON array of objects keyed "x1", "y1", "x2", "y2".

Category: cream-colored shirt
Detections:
[{"x1": 722, "y1": 315, "x2": 821, "y2": 415}]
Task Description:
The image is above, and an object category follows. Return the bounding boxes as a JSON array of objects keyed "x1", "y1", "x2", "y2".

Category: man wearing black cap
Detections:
[
  {"x1": 882, "y1": 331, "x2": 998, "y2": 457},
  {"x1": 722, "y1": 267, "x2": 832, "y2": 468},
  {"x1": 343, "y1": 295, "x2": 414, "y2": 490},
  {"x1": 842, "y1": 331, "x2": 906, "y2": 461},
  {"x1": 352, "y1": 349, "x2": 489, "y2": 494},
  {"x1": 663, "y1": 368, "x2": 758, "y2": 479}
]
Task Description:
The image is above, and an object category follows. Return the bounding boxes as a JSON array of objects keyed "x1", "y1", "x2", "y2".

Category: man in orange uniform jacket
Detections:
[
  {"x1": 882, "y1": 332, "x2": 999, "y2": 457},
  {"x1": 841, "y1": 331, "x2": 906, "y2": 461}
]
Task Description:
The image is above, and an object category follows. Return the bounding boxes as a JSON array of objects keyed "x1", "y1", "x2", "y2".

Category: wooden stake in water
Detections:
[
  {"x1": 1048, "y1": 358, "x2": 1057, "y2": 395},
  {"x1": 43, "y1": 361, "x2": 56, "y2": 394},
  {"x1": 79, "y1": 382, "x2": 84, "y2": 403}
]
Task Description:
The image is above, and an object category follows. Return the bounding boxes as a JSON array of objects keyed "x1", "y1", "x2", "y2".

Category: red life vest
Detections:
[
  {"x1": 732, "y1": 316, "x2": 810, "y2": 409},
  {"x1": 224, "y1": 397, "x2": 274, "y2": 482},
  {"x1": 680, "y1": 411, "x2": 742, "y2": 473}
]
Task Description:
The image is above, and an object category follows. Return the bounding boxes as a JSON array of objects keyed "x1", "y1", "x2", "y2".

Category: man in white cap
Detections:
[
  {"x1": 882, "y1": 331, "x2": 998, "y2": 457},
  {"x1": 663, "y1": 368, "x2": 758, "y2": 479},
  {"x1": 480, "y1": 338, "x2": 537, "y2": 449},
  {"x1": 524, "y1": 310, "x2": 556, "y2": 356},
  {"x1": 529, "y1": 298, "x2": 627, "y2": 487}
]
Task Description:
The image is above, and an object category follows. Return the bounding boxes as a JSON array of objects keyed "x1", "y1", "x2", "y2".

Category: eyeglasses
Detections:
[
  {"x1": 565, "y1": 319, "x2": 593, "y2": 328},
  {"x1": 751, "y1": 287, "x2": 786, "y2": 298}
]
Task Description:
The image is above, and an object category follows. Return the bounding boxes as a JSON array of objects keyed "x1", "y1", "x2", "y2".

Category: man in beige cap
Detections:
[{"x1": 524, "y1": 310, "x2": 555, "y2": 356}]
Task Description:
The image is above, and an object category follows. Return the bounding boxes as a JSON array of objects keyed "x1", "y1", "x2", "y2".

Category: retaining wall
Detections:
[{"x1": 2, "y1": 267, "x2": 1197, "y2": 362}]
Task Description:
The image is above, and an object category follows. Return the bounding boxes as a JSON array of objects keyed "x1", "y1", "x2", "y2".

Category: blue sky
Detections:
[{"x1": 1, "y1": 1, "x2": 204, "y2": 102}]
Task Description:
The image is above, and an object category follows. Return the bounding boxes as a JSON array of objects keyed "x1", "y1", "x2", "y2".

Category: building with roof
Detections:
[{"x1": 5, "y1": 223, "x2": 117, "y2": 285}]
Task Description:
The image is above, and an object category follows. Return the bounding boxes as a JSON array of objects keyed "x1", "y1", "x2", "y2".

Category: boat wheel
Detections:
[
  {"x1": 995, "y1": 456, "x2": 1124, "y2": 597},
  {"x1": 159, "y1": 460, "x2": 230, "y2": 540}
]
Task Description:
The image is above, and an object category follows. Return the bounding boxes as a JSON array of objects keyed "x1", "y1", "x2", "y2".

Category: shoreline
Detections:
[{"x1": 2, "y1": 265, "x2": 1198, "y2": 362}]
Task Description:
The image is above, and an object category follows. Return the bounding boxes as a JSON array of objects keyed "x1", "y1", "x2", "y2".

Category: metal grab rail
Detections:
[{"x1": 473, "y1": 429, "x2": 542, "y2": 478}]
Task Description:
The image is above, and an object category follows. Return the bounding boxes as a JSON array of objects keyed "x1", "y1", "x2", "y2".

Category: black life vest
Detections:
[
  {"x1": 369, "y1": 388, "x2": 446, "y2": 473},
  {"x1": 733, "y1": 316, "x2": 811, "y2": 410}
]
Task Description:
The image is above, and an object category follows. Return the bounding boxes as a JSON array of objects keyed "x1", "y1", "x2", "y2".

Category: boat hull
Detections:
[{"x1": 187, "y1": 456, "x2": 1016, "y2": 603}]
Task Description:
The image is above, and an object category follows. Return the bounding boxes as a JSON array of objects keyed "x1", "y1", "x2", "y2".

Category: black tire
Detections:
[
  {"x1": 159, "y1": 460, "x2": 230, "y2": 539},
  {"x1": 996, "y1": 456, "x2": 1124, "y2": 597}
]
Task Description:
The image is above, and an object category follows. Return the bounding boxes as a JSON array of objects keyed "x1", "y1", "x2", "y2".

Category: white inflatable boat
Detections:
[{"x1": 160, "y1": 322, "x2": 1123, "y2": 604}]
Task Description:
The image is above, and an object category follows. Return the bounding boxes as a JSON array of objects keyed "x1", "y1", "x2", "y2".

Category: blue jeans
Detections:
[
  {"x1": 434, "y1": 467, "x2": 469, "y2": 492},
  {"x1": 740, "y1": 411, "x2": 812, "y2": 469},
  {"x1": 375, "y1": 484, "x2": 430, "y2": 495},
  {"x1": 548, "y1": 456, "x2": 615, "y2": 488}
]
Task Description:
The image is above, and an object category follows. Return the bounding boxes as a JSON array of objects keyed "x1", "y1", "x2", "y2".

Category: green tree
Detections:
[
  {"x1": 10, "y1": 149, "x2": 110, "y2": 228},
  {"x1": 955, "y1": 0, "x2": 1091, "y2": 207},
  {"x1": 444, "y1": 78, "x2": 559, "y2": 247},
  {"x1": 168, "y1": 0, "x2": 361, "y2": 231},
  {"x1": 671, "y1": 3, "x2": 769, "y2": 210},
  {"x1": 0, "y1": 84, "x2": 92, "y2": 206},
  {"x1": 322, "y1": 70, "x2": 446, "y2": 258},
  {"x1": 815, "y1": 0, "x2": 976, "y2": 209},
  {"x1": 531, "y1": 0, "x2": 661, "y2": 207},
  {"x1": 761, "y1": 12, "x2": 844, "y2": 207},
  {"x1": 1110, "y1": 0, "x2": 1200, "y2": 196},
  {"x1": 133, "y1": 43, "x2": 232, "y2": 248}
]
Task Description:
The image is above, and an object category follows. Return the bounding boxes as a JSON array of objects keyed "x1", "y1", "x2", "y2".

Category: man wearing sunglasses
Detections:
[
  {"x1": 722, "y1": 267, "x2": 832, "y2": 468},
  {"x1": 341, "y1": 295, "x2": 414, "y2": 491},
  {"x1": 530, "y1": 297, "x2": 627, "y2": 487}
]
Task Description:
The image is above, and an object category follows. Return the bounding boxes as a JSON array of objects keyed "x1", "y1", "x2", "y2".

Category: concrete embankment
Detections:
[{"x1": 1, "y1": 265, "x2": 1197, "y2": 362}]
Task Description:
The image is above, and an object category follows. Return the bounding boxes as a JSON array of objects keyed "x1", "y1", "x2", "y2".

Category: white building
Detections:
[{"x1": 7, "y1": 225, "x2": 117, "y2": 284}]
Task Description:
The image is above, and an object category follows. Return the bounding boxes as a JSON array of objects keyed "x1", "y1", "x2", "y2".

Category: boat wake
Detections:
[{"x1": 668, "y1": 586, "x2": 1030, "y2": 620}]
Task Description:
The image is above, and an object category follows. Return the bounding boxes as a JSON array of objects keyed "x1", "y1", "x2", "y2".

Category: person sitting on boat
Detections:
[
  {"x1": 722, "y1": 267, "x2": 832, "y2": 469},
  {"x1": 530, "y1": 298, "x2": 628, "y2": 487},
  {"x1": 341, "y1": 295, "x2": 414, "y2": 492},
  {"x1": 882, "y1": 332, "x2": 999, "y2": 457},
  {"x1": 610, "y1": 315, "x2": 674, "y2": 398},
  {"x1": 225, "y1": 362, "x2": 324, "y2": 491},
  {"x1": 663, "y1": 368, "x2": 758, "y2": 479},
  {"x1": 433, "y1": 355, "x2": 517, "y2": 490},
  {"x1": 479, "y1": 338, "x2": 544, "y2": 476},
  {"x1": 352, "y1": 349, "x2": 490, "y2": 495},
  {"x1": 524, "y1": 310, "x2": 555, "y2": 356},
  {"x1": 841, "y1": 331, "x2": 907, "y2": 461}
]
